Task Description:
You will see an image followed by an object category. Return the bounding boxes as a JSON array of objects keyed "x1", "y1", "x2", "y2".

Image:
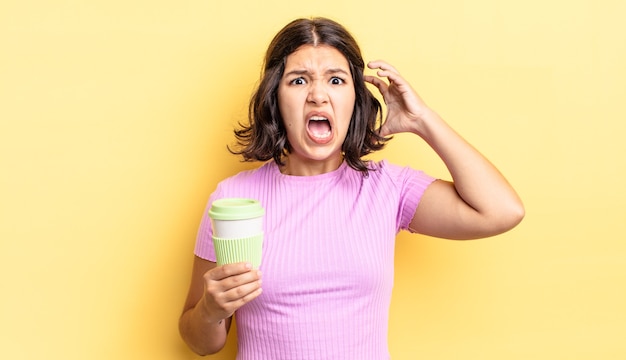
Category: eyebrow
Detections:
[{"x1": 283, "y1": 68, "x2": 351, "y2": 78}]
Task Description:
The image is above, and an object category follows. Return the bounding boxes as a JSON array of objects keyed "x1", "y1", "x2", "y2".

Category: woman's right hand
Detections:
[{"x1": 200, "y1": 262, "x2": 263, "y2": 324}]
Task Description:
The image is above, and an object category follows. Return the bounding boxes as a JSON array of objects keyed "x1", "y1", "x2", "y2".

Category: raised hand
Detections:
[{"x1": 365, "y1": 60, "x2": 432, "y2": 138}]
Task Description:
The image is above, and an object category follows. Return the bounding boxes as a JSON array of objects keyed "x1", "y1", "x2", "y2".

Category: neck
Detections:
[{"x1": 280, "y1": 156, "x2": 344, "y2": 176}]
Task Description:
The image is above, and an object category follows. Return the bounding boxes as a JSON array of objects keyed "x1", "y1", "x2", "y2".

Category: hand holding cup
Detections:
[{"x1": 201, "y1": 262, "x2": 263, "y2": 323}]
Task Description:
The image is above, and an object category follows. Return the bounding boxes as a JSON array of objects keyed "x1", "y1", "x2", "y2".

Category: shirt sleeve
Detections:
[{"x1": 382, "y1": 161, "x2": 437, "y2": 232}]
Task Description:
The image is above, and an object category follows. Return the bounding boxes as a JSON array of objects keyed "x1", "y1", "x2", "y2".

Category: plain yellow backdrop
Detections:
[{"x1": 1, "y1": 0, "x2": 625, "y2": 359}]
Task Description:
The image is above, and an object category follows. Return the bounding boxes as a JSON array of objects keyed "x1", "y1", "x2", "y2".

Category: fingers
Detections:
[
  {"x1": 366, "y1": 60, "x2": 409, "y2": 90},
  {"x1": 202, "y1": 262, "x2": 263, "y2": 318},
  {"x1": 206, "y1": 262, "x2": 262, "y2": 294},
  {"x1": 217, "y1": 276, "x2": 262, "y2": 309},
  {"x1": 368, "y1": 60, "x2": 400, "y2": 79},
  {"x1": 368, "y1": 60, "x2": 399, "y2": 74},
  {"x1": 208, "y1": 262, "x2": 255, "y2": 281},
  {"x1": 364, "y1": 75, "x2": 388, "y2": 93}
]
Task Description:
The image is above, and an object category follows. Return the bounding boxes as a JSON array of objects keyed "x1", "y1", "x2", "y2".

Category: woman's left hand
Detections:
[{"x1": 365, "y1": 60, "x2": 431, "y2": 137}]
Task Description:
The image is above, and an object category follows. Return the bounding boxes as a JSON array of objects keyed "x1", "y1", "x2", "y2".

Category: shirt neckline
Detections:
[{"x1": 268, "y1": 160, "x2": 349, "y2": 182}]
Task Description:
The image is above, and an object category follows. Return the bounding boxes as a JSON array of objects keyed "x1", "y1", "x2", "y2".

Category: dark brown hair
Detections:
[{"x1": 229, "y1": 17, "x2": 388, "y2": 174}]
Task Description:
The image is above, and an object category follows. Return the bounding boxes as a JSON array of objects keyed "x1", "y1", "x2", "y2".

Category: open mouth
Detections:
[{"x1": 307, "y1": 116, "x2": 332, "y2": 142}]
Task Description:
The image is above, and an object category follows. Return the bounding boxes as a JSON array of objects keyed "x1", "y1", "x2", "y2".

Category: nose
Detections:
[{"x1": 306, "y1": 81, "x2": 328, "y2": 105}]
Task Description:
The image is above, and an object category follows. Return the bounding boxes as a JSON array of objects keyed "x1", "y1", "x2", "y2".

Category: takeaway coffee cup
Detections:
[{"x1": 208, "y1": 198, "x2": 264, "y2": 268}]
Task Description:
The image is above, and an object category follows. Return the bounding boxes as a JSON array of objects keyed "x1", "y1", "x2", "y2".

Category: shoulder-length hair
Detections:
[{"x1": 229, "y1": 17, "x2": 388, "y2": 175}]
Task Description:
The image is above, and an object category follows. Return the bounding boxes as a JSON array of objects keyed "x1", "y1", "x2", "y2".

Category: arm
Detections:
[
  {"x1": 408, "y1": 112, "x2": 524, "y2": 239},
  {"x1": 179, "y1": 257, "x2": 262, "y2": 355},
  {"x1": 366, "y1": 61, "x2": 524, "y2": 239}
]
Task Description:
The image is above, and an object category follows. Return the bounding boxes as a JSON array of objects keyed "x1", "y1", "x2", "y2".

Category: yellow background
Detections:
[{"x1": 1, "y1": 0, "x2": 625, "y2": 359}]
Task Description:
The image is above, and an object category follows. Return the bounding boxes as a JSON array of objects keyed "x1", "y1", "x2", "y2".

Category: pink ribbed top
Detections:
[{"x1": 195, "y1": 160, "x2": 435, "y2": 359}]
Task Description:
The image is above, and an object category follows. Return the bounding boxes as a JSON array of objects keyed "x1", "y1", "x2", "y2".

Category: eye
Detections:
[
  {"x1": 290, "y1": 77, "x2": 306, "y2": 85},
  {"x1": 330, "y1": 77, "x2": 345, "y2": 85}
]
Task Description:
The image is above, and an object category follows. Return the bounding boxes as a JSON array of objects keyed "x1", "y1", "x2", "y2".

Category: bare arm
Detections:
[
  {"x1": 179, "y1": 257, "x2": 262, "y2": 355},
  {"x1": 408, "y1": 112, "x2": 524, "y2": 239},
  {"x1": 366, "y1": 61, "x2": 524, "y2": 239}
]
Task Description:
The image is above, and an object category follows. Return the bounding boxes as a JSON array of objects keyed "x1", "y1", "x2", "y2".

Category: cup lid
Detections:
[{"x1": 208, "y1": 198, "x2": 264, "y2": 220}]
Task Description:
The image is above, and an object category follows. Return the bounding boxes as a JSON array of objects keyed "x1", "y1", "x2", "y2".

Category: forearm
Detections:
[
  {"x1": 179, "y1": 299, "x2": 231, "y2": 355},
  {"x1": 416, "y1": 109, "x2": 524, "y2": 226}
]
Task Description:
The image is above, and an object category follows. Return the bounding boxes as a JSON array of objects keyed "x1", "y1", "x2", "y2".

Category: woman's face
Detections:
[{"x1": 277, "y1": 44, "x2": 356, "y2": 175}]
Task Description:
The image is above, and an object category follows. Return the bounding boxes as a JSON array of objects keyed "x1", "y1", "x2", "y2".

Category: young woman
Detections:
[{"x1": 179, "y1": 17, "x2": 524, "y2": 359}]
